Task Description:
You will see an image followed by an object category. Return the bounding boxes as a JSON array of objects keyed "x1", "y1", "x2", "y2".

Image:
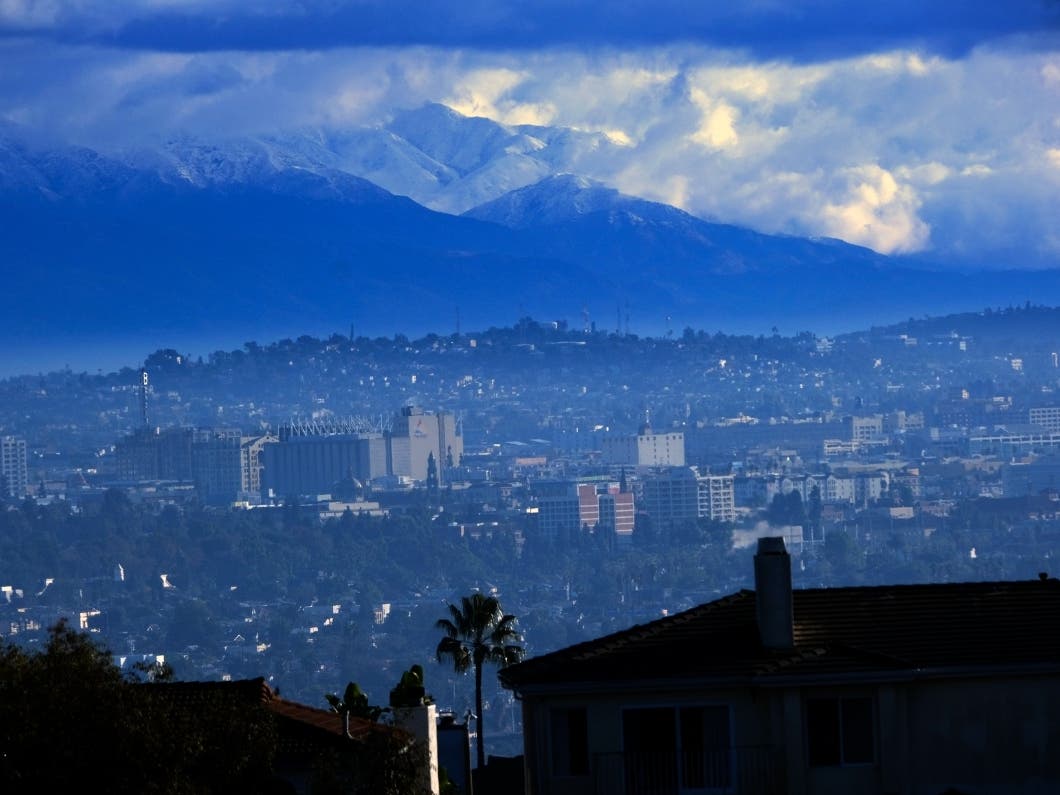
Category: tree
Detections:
[
  {"x1": 0, "y1": 620, "x2": 278, "y2": 793},
  {"x1": 326, "y1": 680, "x2": 387, "y2": 725},
  {"x1": 435, "y1": 593, "x2": 523, "y2": 768}
]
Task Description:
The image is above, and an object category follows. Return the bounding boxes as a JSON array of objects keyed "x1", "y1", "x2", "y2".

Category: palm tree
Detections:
[{"x1": 436, "y1": 592, "x2": 523, "y2": 769}]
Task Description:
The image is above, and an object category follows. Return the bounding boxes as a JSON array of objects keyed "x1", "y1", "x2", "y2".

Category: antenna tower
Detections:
[{"x1": 139, "y1": 368, "x2": 149, "y2": 428}]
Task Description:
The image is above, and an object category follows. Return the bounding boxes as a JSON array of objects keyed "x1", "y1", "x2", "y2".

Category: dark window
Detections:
[
  {"x1": 551, "y1": 708, "x2": 589, "y2": 776},
  {"x1": 623, "y1": 705, "x2": 731, "y2": 791},
  {"x1": 679, "y1": 705, "x2": 731, "y2": 788},
  {"x1": 806, "y1": 697, "x2": 874, "y2": 767}
]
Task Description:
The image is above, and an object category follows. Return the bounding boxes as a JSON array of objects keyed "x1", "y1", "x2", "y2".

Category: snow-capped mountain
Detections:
[
  {"x1": 3, "y1": 109, "x2": 1060, "y2": 375},
  {"x1": 2, "y1": 103, "x2": 622, "y2": 213},
  {"x1": 463, "y1": 174, "x2": 626, "y2": 228},
  {"x1": 329, "y1": 103, "x2": 623, "y2": 212}
]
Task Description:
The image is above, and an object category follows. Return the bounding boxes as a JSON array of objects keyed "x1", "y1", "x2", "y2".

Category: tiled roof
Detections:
[
  {"x1": 148, "y1": 677, "x2": 408, "y2": 745},
  {"x1": 499, "y1": 578, "x2": 1060, "y2": 691}
]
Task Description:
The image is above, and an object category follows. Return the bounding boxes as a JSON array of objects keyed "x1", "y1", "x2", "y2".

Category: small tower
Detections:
[{"x1": 139, "y1": 368, "x2": 150, "y2": 428}]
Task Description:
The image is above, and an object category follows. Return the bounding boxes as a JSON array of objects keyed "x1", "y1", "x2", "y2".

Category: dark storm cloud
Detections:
[{"x1": 4, "y1": 1, "x2": 1058, "y2": 58}]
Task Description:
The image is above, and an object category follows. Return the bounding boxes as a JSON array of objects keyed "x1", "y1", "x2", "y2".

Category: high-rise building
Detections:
[
  {"x1": 640, "y1": 467, "x2": 736, "y2": 525},
  {"x1": 114, "y1": 425, "x2": 269, "y2": 503},
  {"x1": 699, "y1": 474, "x2": 736, "y2": 523},
  {"x1": 598, "y1": 488, "x2": 636, "y2": 543},
  {"x1": 1, "y1": 436, "x2": 28, "y2": 499},
  {"x1": 533, "y1": 481, "x2": 635, "y2": 542},
  {"x1": 601, "y1": 423, "x2": 685, "y2": 467},
  {"x1": 387, "y1": 406, "x2": 462, "y2": 483},
  {"x1": 640, "y1": 467, "x2": 700, "y2": 525},
  {"x1": 241, "y1": 435, "x2": 274, "y2": 497},
  {"x1": 115, "y1": 427, "x2": 194, "y2": 481},
  {"x1": 191, "y1": 428, "x2": 244, "y2": 504}
]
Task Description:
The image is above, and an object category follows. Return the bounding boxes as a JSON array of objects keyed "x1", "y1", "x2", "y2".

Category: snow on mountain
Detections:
[
  {"x1": 378, "y1": 103, "x2": 626, "y2": 213},
  {"x1": 463, "y1": 174, "x2": 636, "y2": 228},
  {"x1": 2, "y1": 103, "x2": 633, "y2": 214},
  {"x1": 0, "y1": 124, "x2": 147, "y2": 198}
]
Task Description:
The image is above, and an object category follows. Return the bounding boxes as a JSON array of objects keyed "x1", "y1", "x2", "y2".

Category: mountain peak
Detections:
[{"x1": 463, "y1": 173, "x2": 667, "y2": 229}]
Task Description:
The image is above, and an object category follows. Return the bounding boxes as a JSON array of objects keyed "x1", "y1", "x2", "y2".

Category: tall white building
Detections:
[
  {"x1": 601, "y1": 423, "x2": 685, "y2": 467},
  {"x1": 388, "y1": 407, "x2": 463, "y2": 483},
  {"x1": 1, "y1": 436, "x2": 28, "y2": 499}
]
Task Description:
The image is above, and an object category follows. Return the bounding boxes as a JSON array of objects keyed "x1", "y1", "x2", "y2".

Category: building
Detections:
[
  {"x1": 150, "y1": 677, "x2": 437, "y2": 794},
  {"x1": 1029, "y1": 406, "x2": 1060, "y2": 433},
  {"x1": 846, "y1": 414, "x2": 884, "y2": 446},
  {"x1": 1003, "y1": 454, "x2": 1060, "y2": 497},
  {"x1": 262, "y1": 421, "x2": 387, "y2": 498},
  {"x1": 699, "y1": 474, "x2": 736, "y2": 522},
  {"x1": 969, "y1": 429, "x2": 1060, "y2": 457},
  {"x1": 1, "y1": 436, "x2": 28, "y2": 499},
  {"x1": 114, "y1": 427, "x2": 194, "y2": 482},
  {"x1": 640, "y1": 467, "x2": 736, "y2": 526},
  {"x1": 602, "y1": 423, "x2": 685, "y2": 468},
  {"x1": 533, "y1": 481, "x2": 635, "y2": 543},
  {"x1": 190, "y1": 428, "x2": 243, "y2": 503},
  {"x1": 387, "y1": 406, "x2": 463, "y2": 484},
  {"x1": 240, "y1": 434, "x2": 274, "y2": 497},
  {"x1": 639, "y1": 467, "x2": 699, "y2": 525},
  {"x1": 501, "y1": 538, "x2": 1060, "y2": 795},
  {"x1": 598, "y1": 489, "x2": 636, "y2": 543}
]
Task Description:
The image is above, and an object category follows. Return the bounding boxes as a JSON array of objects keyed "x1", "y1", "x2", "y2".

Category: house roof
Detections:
[
  {"x1": 147, "y1": 677, "x2": 408, "y2": 745},
  {"x1": 499, "y1": 577, "x2": 1060, "y2": 692}
]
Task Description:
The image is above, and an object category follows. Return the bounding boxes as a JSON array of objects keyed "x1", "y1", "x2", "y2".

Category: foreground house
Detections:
[
  {"x1": 500, "y1": 538, "x2": 1060, "y2": 795},
  {"x1": 150, "y1": 677, "x2": 435, "y2": 794}
]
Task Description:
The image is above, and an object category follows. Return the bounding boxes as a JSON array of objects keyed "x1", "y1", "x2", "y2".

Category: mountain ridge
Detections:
[{"x1": 3, "y1": 111, "x2": 1060, "y2": 375}]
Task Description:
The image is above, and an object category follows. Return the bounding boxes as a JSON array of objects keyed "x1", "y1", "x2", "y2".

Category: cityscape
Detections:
[
  {"x1": 3, "y1": 306, "x2": 1060, "y2": 791},
  {"x1": 3, "y1": 1, "x2": 1060, "y2": 793}
]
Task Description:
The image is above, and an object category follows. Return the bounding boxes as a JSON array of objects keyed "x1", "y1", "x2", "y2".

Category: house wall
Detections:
[
  {"x1": 518, "y1": 673, "x2": 1060, "y2": 795},
  {"x1": 519, "y1": 686, "x2": 781, "y2": 795},
  {"x1": 905, "y1": 675, "x2": 1060, "y2": 795}
]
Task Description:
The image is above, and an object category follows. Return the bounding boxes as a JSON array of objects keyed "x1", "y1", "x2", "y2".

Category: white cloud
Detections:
[
  {"x1": 688, "y1": 89, "x2": 740, "y2": 150},
  {"x1": 1, "y1": 37, "x2": 1057, "y2": 264},
  {"x1": 441, "y1": 66, "x2": 557, "y2": 126},
  {"x1": 819, "y1": 165, "x2": 929, "y2": 253},
  {"x1": 897, "y1": 162, "x2": 952, "y2": 186},
  {"x1": 0, "y1": 0, "x2": 65, "y2": 26}
]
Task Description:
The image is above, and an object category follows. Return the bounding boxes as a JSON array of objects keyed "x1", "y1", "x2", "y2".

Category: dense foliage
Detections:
[{"x1": 0, "y1": 620, "x2": 279, "y2": 793}]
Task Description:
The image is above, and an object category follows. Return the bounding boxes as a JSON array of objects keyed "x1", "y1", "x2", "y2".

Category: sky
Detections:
[{"x1": 2, "y1": 1, "x2": 1059, "y2": 264}]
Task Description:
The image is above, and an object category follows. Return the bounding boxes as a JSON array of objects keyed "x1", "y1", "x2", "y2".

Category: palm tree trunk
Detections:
[{"x1": 475, "y1": 659, "x2": 485, "y2": 769}]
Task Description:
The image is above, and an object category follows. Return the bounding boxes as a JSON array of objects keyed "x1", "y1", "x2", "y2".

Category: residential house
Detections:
[
  {"x1": 500, "y1": 538, "x2": 1060, "y2": 795},
  {"x1": 151, "y1": 677, "x2": 438, "y2": 794}
]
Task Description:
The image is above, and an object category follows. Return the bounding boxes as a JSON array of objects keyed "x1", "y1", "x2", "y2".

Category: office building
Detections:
[
  {"x1": 601, "y1": 423, "x2": 685, "y2": 467},
  {"x1": 1, "y1": 436, "x2": 28, "y2": 499},
  {"x1": 387, "y1": 407, "x2": 462, "y2": 484},
  {"x1": 640, "y1": 467, "x2": 736, "y2": 525}
]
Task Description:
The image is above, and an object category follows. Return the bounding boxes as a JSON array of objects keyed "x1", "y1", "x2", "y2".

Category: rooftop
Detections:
[{"x1": 500, "y1": 576, "x2": 1060, "y2": 691}]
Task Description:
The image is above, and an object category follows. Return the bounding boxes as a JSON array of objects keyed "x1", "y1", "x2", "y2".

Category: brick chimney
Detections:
[{"x1": 755, "y1": 536, "x2": 794, "y2": 650}]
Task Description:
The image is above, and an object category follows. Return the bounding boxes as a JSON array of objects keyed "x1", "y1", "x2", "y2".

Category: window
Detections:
[
  {"x1": 806, "y1": 697, "x2": 874, "y2": 766},
  {"x1": 623, "y1": 705, "x2": 731, "y2": 791},
  {"x1": 551, "y1": 707, "x2": 589, "y2": 776}
]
